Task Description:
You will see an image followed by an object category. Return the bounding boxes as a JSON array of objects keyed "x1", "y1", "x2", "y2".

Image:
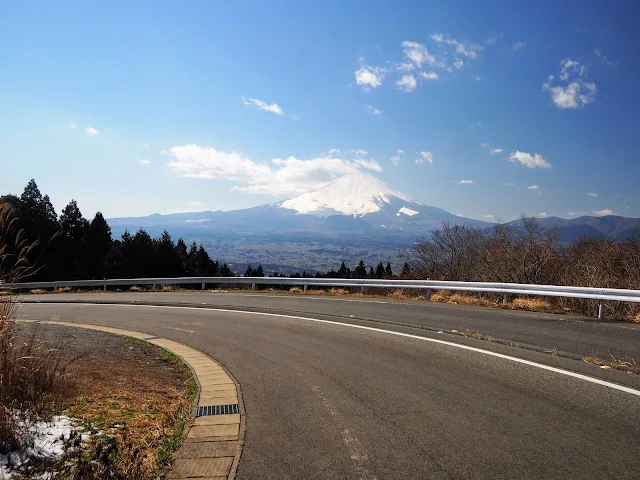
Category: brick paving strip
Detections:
[{"x1": 32, "y1": 320, "x2": 245, "y2": 480}]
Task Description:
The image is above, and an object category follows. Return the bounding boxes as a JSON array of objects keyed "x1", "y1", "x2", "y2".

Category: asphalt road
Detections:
[
  {"x1": 20, "y1": 291, "x2": 640, "y2": 360},
  {"x1": 16, "y1": 295, "x2": 640, "y2": 479}
]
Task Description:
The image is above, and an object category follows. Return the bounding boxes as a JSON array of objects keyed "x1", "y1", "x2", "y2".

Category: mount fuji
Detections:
[{"x1": 107, "y1": 172, "x2": 489, "y2": 273}]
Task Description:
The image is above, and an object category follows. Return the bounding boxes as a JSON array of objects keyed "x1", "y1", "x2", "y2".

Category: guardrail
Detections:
[{"x1": 4, "y1": 276, "x2": 640, "y2": 319}]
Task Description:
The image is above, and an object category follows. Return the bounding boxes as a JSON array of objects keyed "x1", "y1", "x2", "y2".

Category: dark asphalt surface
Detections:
[
  {"x1": 19, "y1": 291, "x2": 640, "y2": 360},
  {"x1": 16, "y1": 297, "x2": 640, "y2": 480}
]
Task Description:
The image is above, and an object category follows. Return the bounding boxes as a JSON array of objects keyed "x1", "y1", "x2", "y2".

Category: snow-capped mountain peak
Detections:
[{"x1": 280, "y1": 171, "x2": 421, "y2": 217}]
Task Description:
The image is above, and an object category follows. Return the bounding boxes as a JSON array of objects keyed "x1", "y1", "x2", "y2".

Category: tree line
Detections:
[
  {"x1": 0, "y1": 180, "x2": 233, "y2": 281},
  {"x1": 407, "y1": 217, "x2": 640, "y2": 319}
]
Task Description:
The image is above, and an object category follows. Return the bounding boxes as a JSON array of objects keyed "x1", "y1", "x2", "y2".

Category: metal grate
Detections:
[{"x1": 196, "y1": 404, "x2": 239, "y2": 417}]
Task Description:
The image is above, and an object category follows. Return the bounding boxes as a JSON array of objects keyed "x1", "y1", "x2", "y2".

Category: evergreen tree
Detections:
[
  {"x1": 58, "y1": 200, "x2": 90, "y2": 279},
  {"x1": 156, "y1": 230, "x2": 183, "y2": 277},
  {"x1": 129, "y1": 229, "x2": 157, "y2": 277},
  {"x1": 244, "y1": 265, "x2": 254, "y2": 277},
  {"x1": 219, "y1": 263, "x2": 233, "y2": 277},
  {"x1": 175, "y1": 238, "x2": 189, "y2": 275},
  {"x1": 88, "y1": 212, "x2": 112, "y2": 278},
  {"x1": 375, "y1": 262, "x2": 385, "y2": 278},
  {"x1": 60, "y1": 200, "x2": 89, "y2": 241},
  {"x1": 385, "y1": 262, "x2": 393, "y2": 277},
  {"x1": 368, "y1": 266, "x2": 375, "y2": 278},
  {"x1": 354, "y1": 260, "x2": 367, "y2": 278},
  {"x1": 337, "y1": 262, "x2": 348, "y2": 278},
  {"x1": 255, "y1": 265, "x2": 264, "y2": 277},
  {"x1": 401, "y1": 261, "x2": 411, "y2": 277}
]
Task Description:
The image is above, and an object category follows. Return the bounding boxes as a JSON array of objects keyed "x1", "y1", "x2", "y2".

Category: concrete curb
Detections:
[{"x1": 36, "y1": 320, "x2": 244, "y2": 480}]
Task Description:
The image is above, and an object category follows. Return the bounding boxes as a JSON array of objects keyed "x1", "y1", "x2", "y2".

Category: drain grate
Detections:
[{"x1": 196, "y1": 404, "x2": 239, "y2": 417}]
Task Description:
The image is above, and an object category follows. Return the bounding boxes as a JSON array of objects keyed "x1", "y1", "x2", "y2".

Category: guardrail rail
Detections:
[{"x1": 5, "y1": 276, "x2": 640, "y2": 319}]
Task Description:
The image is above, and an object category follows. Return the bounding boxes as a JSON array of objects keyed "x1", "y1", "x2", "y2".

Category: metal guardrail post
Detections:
[
  {"x1": 361, "y1": 286, "x2": 365, "y2": 294},
  {"x1": 303, "y1": 284, "x2": 308, "y2": 292},
  {"x1": 425, "y1": 289, "x2": 431, "y2": 300},
  {"x1": 201, "y1": 282, "x2": 205, "y2": 291},
  {"x1": 598, "y1": 300, "x2": 605, "y2": 319},
  {"x1": 103, "y1": 279, "x2": 107, "y2": 292},
  {"x1": 502, "y1": 293, "x2": 510, "y2": 305},
  {"x1": 252, "y1": 283, "x2": 256, "y2": 291}
]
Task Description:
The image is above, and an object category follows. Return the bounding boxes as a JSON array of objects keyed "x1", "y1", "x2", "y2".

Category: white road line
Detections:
[
  {"x1": 20, "y1": 302, "x2": 640, "y2": 397},
  {"x1": 241, "y1": 294, "x2": 392, "y2": 304},
  {"x1": 165, "y1": 326, "x2": 195, "y2": 333}
]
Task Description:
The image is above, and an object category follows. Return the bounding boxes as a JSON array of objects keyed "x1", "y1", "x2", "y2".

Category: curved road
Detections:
[{"x1": 17, "y1": 293, "x2": 640, "y2": 479}]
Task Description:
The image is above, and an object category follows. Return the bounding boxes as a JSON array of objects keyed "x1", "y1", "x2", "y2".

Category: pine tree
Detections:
[
  {"x1": 255, "y1": 265, "x2": 264, "y2": 277},
  {"x1": 60, "y1": 200, "x2": 88, "y2": 241},
  {"x1": 88, "y1": 212, "x2": 112, "y2": 278},
  {"x1": 354, "y1": 260, "x2": 367, "y2": 279},
  {"x1": 244, "y1": 265, "x2": 254, "y2": 277},
  {"x1": 337, "y1": 262, "x2": 348, "y2": 278},
  {"x1": 175, "y1": 239, "x2": 189, "y2": 275},
  {"x1": 385, "y1": 262, "x2": 393, "y2": 277},
  {"x1": 375, "y1": 262, "x2": 385, "y2": 278},
  {"x1": 401, "y1": 261, "x2": 411, "y2": 277},
  {"x1": 368, "y1": 266, "x2": 375, "y2": 278}
]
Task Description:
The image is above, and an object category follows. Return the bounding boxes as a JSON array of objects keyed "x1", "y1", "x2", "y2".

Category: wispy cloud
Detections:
[
  {"x1": 431, "y1": 33, "x2": 483, "y2": 59},
  {"x1": 475, "y1": 75, "x2": 488, "y2": 82},
  {"x1": 594, "y1": 49, "x2": 616, "y2": 67},
  {"x1": 396, "y1": 74, "x2": 417, "y2": 92},
  {"x1": 486, "y1": 33, "x2": 504, "y2": 45},
  {"x1": 85, "y1": 127, "x2": 99, "y2": 137},
  {"x1": 470, "y1": 121, "x2": 482, "y2": 129},
  {"x1": 415, "y1": 151, "x2": 433, "y2": 165},
  {"x1": 292, "y1": 114, "x2": 301, "y2": 121},
  {"x1": 363, "y1": 104, "x2": 382, "y2": 115},
  {"x1": 508, "y1": 151, "x2": 552, "y2": 168},
  {"x1": 355, "y1": 64, "x2": 386, "y2": 91},
  {"x1": 538, "y1": 212, "x2": 548, "y2": 218},
  {"x1": 419, "y1": 71, "x2": 439, "y2": 81},
  {"x1": 397, "y1": 149, "x2": 405, "y2": 154},
  {"x1": 69, "y1": 121, "x2": 77, "y2": 129},
  {"x1": 593, "y1": 209, "x2": 613, "y2": 216},
  {"x1": 568, "y1": 211, "x2": 585, "y2": 216},
  {"x1": 455, "y1": 180, "x2": 474, "y2": 184},
  {"x1": 136, "y1": 158, "x2": 150, "y2": 166},
  {"x1": 166, "y1": 144, "x2": 383, "y2": 195},
  {"x1": 401, "y1": 41, "x2": 436, "y2": 68},
  {"x1": 588, "y1": 192, "x2": 598, "y2": 197},
  {"x1": 504, "y1": 182, "x2": 515, "y2": 187},
  {"x1": 490, "y1": 148, "x2": 504, "y2": 155},
  {"x1": 512, "y1": 42, "x2": 526, "y2": 50},
  {"x1": 527, "y1": 185, "x2": 539, "y2": 190},
  {"x1": 483, "y1": 214, "x2": 496, "y2": 219},
  {"x1": 141, "y1": 143, "x2": 150, "y2": 149},
  {"x1": 242, "y1": 96, "x2": 284, "y2": 116},
  {"x1": 390, "y1": 155, "x2": 400, "y2": 166},
  {"x1": 543, "y1": 58, "x2": 597, "y2": 109},
  {"x1": 480, "y1": 142, "x2": 490, "y2": 148}
]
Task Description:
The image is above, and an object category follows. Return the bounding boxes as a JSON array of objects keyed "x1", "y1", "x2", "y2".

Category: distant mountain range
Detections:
[{"x1": 106, "y1": 172, "x2": 639, "y2": 272}]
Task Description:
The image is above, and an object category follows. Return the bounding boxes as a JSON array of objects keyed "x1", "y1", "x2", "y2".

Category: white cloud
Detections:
[
  {"x1": 415, "y1": 151, "x2": 433, "y2": 165},
  {"x1": 508, "y1": 151, "x2": 552, "y2": 168},
  {"x1": 538, "y1": 212, "x2": 548, "y2": 218},
  {"x1": 455, "y1": 180, "x2": 474, "y2": 184},
  {"x1": 242, "y1": 96, "x2": 284, "y2": 116},
  {"x1": 136, "y1": 158, "x2": 150, "y2": 166},
  {"x1": 594, "y1": 49, "x2": 615, "y2": 67},
  {"x1": 490, "y1": 148, "x2": 504, "y2": 155},
  {"x1": 419, "y1": 71, "x2": 439, "y2": 81},
  {"x1": 292, "y1": 114, "x2": 301, "y2": 121},
  {"x1": 431, "y1": 33, "x2": 483, "y2": 59},
  {"x1": 475, "y1": 75, "x2": 488, "y2": 82},
  {"x1": 396, "y1": 62, "x2": 415, "y2": 73},
  {"x1": 390, "y1": 155, "x2": 400, "y2": 166},
  {"x1": 512, "y1": 42, "x2": 526, "y2": 50},
  {"x1": 396, "y1": 74, "x2": 417, "y2": 92},
  {"x1": 593, "y1": 209, "x2": 613, "y2": 216},
  {"x1": 69, "y1": 121, "x2": 77, "y2": 129},
  {"x1": 348, "y1": 149, "x2": 368, "y2": 156},
  {"x1": 328, "y1": 148, "x2": 341, "y2": 155},
  {"x1": 355, "y1": 65, "x2": 386, "y2": 90},
  {"x1": 397, "y1": 149, "x2": 405, "y2": 154},
  {"x1": 543, "y1": 59, "x2": 597, "y2": 109},
  {"x1": 401, "y1": 41, "x2": 436, "y2": 67},
  {"x1": 141, "y1": 143, "x2": 150, "y2": 149},
  {"x1": 85, "y1": 127, "x2": 99, "y2": 137},
  {"x1": 568, "y1": 211, "x2": 585, "y2": 216},
  {"x1": 588, "y1": 192, "x2": 598, "y2": 197},
  {"x1": 453, "y1": 58, "x2": 464, "y2": 70},
  {"x1": 363, "y1": 104, "x2": 382, "y2": 115},
  {"x1": 527, "y1": 185, "x2": 539, "y2": 190},
  {"x1": 470, "y1": 121, "x2": 482, "y2": 129},
  {"x1": 166, "y1": 144, "x2": 383, "y2": 195},
  {"x1": 480, "y1": 142, "x2": 490, "y2": 148},
  {"x1": 486, "y1": 33, "x2": 504, "y2": 44},
  {"x1": 483, "y1": 214, "x2": 496, "y2": 219}
]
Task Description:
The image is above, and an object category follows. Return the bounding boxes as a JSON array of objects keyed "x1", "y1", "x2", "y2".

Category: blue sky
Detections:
[{"x1": 1, "y1": 0, "x2": 638, "y2": 221}]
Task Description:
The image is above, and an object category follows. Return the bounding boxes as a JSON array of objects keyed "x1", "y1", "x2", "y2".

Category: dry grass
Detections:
[
  {"x1": 289, "y1": 287, "x2": 303, "y2": 293},
  {"x1": 633, "y1": 313, "x2": 640, "y2": 324},
  {"x1": 387, "y1": 289, "x2": 410, "y2": 300},
  {"x1": 55, "y1": 286, "x2": 72, "y2": 293},
  {"x1": 130, "y1": 285, "x2": 144, "y2": 292},
  {"x1": 29, "y1": 288, "x2": 48, "y2": 295},
  {"x1": 582, "y1": 354, "x2": 639, "y2": 374},
  {"x1": 161, "y1": 285, "x2": 174, "y2": 292},
  {"x1": 509, "y1": 297, "x2": 554, "y2": 312},
  {"x1": 328, "y1": 287, "x2": 350, "y2": 296},
  {"x1": 462, "y1": 329, "x2": 494, "y2": 341},
  {"x1": 429, "y1": 290, "x2": 451, "y2": 302},
  {"x1": 449, "y1": 293, "x2": 494, "y2": 307}
]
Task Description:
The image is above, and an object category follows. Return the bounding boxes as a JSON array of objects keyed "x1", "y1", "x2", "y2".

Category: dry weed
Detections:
[
  {"x1": 29, "y1": 288, "x2": 48, "y2": 295},
  {"x1": 510, "y1": 297, "x2": 554, "y2": 312},
  {"x1": 387, "y1": 289, "x2": 409, "y2": 300},
  {"x1": 129, "y1": 285, "x2": 143, "y2": 292},
  {"x1": 429, "y1": 290, "x2": 451, "y2": 302},
  {"x1": 289, "y1": 287, "x2": 303, "y2": 293},
  {"x1": 449, "y1": 293, "x2": 493, "y2": 307},
  {"x1": 462, "y1": 329, "x2": 494, "y2": 341},
  {"x1": 328, "y1": 288, "x2": 350, "y2": 296},
  {"x1": 161, "y1": 285, "x2": 174, "y2": 292},
  {"x1": 55, "y1": 286, "x2": 72, "y2": 293}
]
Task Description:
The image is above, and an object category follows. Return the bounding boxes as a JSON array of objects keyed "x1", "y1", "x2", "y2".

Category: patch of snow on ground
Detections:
[
  {"x1": 397, "y1": 207, "x2": 419, "y2": 216},
  {"x1": 0, "y1": 415, "x2": 81, "y2": 478}
]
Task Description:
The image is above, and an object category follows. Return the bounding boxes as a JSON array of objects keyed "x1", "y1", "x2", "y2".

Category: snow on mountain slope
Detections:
[{"x1": 280, "y1": 171, "x2": 421, "y2": 217}]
